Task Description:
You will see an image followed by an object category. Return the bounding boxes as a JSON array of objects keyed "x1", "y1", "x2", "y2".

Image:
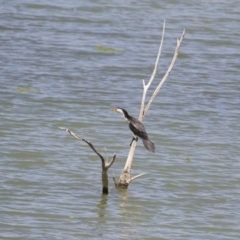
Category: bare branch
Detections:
[
  {"x1": 59, "y1": 127, "x2": 81, "y2": 139},
  {"x1": 139, "y1": 20, "x2": 166, "y2": 120},
  {"x1": 59, "y1": 127, "x2": 105, "y2": 164},
  {"x1": 146, "y1": 20, "x2": 166, "y2": 88},
  {"x1": 59, "y1": 23, "x2": 185, "y2": 193},
  {"x1": 130, "y1": 173, "x2": 146, "y2": 182},
  {"x1": 144, "y1": 29, "x2": 185, "y2": 117},
  {"x1": 106, "y1": 154, "x2": 116, "y2": 169},
  {"x1": 117, "y1": 23, "x2": 185, "y2": 188},
  {"x1": 59, "y1": 127, "x2": 116, "y2": 194}
]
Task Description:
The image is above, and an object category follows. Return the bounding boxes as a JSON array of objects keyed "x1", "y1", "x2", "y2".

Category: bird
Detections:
[{"x1": 111, "y1": 107, "x2": 155, "y2": 152}]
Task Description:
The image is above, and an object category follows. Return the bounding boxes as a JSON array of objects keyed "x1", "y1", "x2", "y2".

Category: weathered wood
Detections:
[
  {"x1": 59, "y1": 21, "x2": 185, "y2": 193},
  {"x1": 59, "y1": 127, "x2": 116, "y2": 194},
  {"x1": 116, "y1": 21, "x2": 185, "y2": 188}
]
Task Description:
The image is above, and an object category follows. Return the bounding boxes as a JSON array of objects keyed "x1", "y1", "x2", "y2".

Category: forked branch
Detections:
[
  {"x1": 144, "y1": 28, "x2": 185, "y2": 117},
  {"x1": 59, "y1": 127, "x2": 116, "y2": 194},
  {"x1": 117, "y1": 22, "x2": 185, "y2": 188},
  {"x1": 140, "y1": 20, "x2": 166, "y2": 120}
]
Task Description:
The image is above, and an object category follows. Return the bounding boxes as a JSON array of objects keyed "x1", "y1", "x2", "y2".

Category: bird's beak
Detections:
[{"x1": 111, "y1": 107, "x2": 118, "y2": 112}]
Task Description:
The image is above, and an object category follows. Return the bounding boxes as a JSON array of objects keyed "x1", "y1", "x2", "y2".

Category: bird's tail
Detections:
[{"x1": 142, "y1": 139, "x2": 155, "y2": 153}]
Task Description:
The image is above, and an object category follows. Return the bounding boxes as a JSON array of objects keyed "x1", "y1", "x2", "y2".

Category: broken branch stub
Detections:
[{"x1": 59, "y1": 127, "x2": 116, "y2": 194}]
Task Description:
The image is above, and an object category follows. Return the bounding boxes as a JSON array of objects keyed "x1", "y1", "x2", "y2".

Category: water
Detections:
[{"x1": 1, "y1": 0, "x2": 240, "y2": 239}]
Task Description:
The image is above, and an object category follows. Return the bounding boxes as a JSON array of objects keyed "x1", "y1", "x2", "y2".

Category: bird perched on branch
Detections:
[{"x1": 111, "y1": 107, "x2": 155, "y2": 153}]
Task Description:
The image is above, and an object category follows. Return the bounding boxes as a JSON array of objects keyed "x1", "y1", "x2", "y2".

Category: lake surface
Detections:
[{"x1": 1, "y1": 0, "x2": 240, "y2": 239}]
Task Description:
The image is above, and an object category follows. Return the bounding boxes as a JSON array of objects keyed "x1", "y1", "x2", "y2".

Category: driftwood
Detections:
[
  {"x1": 59, "y1": 127, "x2": 116, "y2": 194},
  {"x1": 115, "y1": 21, "x2": 185, "y2": 188}
]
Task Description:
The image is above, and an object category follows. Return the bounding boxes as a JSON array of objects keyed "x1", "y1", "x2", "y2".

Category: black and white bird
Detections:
[{"x1": 111, "y1": 107, "x2": 155, "y2": 153}]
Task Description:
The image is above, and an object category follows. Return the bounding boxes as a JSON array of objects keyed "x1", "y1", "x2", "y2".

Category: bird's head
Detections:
[
  {"x1": 111, "y1": 107, "x2": 124, "y2": 114},
  {"x1": 111, "y1": 107, "x2": 129, "y2": 120}
]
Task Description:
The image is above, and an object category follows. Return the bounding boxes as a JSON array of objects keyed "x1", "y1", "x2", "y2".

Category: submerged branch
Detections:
[{"x1": 59, "y1": 127, "x2": 116, "y2": 194}]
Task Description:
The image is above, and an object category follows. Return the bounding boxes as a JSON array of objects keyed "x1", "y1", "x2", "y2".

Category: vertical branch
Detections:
[
  {"x1": 117, "y1": 22, "x2": 166, "y2": 188},
  {"x1": 117, "y1": 23, "x2": 185, "y2": 188},
  {"x1": 144, "y1": 29, "x2": 185, "y2": 116},
  {"x1": 139, "y1": 20, "x2": 166, "y2": 121}
]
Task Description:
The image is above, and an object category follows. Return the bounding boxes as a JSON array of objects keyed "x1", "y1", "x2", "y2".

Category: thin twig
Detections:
[
  {"x1": 130, "y1": 173, "x2": 146, "y2": 182},
  {"x1": 59, "y1": 127, "x2": 105, "y2": 165}
]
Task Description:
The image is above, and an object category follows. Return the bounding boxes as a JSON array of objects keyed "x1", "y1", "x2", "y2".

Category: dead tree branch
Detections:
[
  {"x1": 130, "y1": 173, "x2": 146, "y2": 183},
  {"x1": 144, "y1": 28, "x2": 186, "y2": 117},
  {"x1": 59, "y1": 127, "x2": 116, "y2": 194},
  {"x1": 140, "y1": 20, "x2": 166, "y2": 119},
  {"x1": 116, "y1": 22, "x2": 185, "y2": 188}
]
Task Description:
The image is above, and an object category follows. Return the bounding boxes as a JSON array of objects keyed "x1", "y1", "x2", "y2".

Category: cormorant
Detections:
[{"x1": 111, "y1": 107, "x2": 155, "y2": 153}]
